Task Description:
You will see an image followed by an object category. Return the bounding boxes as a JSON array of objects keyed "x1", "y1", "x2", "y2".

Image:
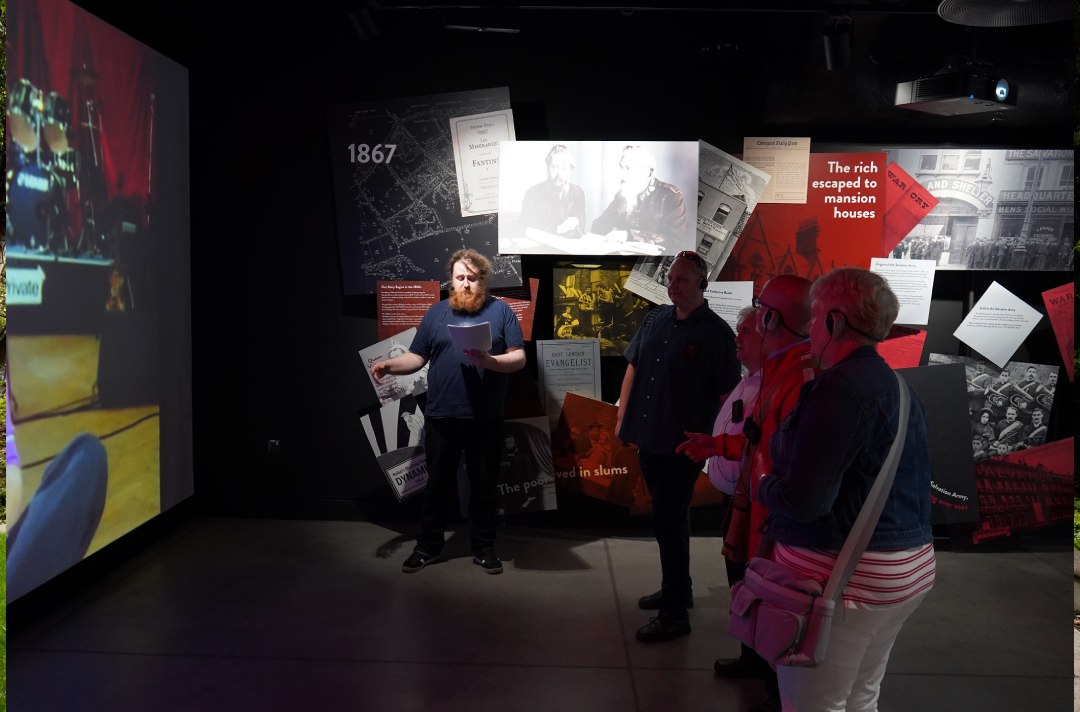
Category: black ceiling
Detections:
[{"x1": 73, "y1": 0, "x2": 1075, "y2": 143}]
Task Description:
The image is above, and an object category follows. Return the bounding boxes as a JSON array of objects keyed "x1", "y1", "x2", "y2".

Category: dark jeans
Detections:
[
  {"x1": 7, "y1": 433, "x2": 109, "y2": 602},
  {"x1": 416, "y1": 417, "x2": 503, "y2": 556},
  {"x1": 638, "y1": 450, "x2": 701, "y2": 618}
]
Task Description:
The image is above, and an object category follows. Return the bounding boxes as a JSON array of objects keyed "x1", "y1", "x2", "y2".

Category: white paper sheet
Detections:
[
  {"x1": 703, "y1": 281, "x2": 754, "y2": 333},
  {"x1": 953, "y1": 281, "x2": 1043, "y2": 368},
  {"x1": 448, "y1": 322, "x2": 492, "y2": 352},
  {"x1": 870, "y1": 257, "x2": 936, "y2": 326},
  {"x1": 449, "y1": 109, "x2": 515, "y2": 216},
  {"x1": 741, "y1": 137, "x2": 811, "y2": 204}
]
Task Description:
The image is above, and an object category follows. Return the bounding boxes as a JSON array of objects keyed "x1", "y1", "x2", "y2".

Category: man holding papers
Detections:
[{"x1": 371, "y1": 249, "x2": 525, "y2": 575}]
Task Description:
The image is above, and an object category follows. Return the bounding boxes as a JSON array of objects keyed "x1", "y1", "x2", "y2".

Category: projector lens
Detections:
[{"x1": 995, "y1": 79, "x2": 1009, "y2": 101}]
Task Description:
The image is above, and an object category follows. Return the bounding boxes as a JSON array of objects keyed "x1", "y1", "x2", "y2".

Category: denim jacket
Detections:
[{"x1": 757, "y1": 346, "x2": 933, "y2": 551}]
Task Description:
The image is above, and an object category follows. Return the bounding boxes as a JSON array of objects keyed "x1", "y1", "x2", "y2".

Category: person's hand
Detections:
[
  {"x1": 464, "y1": 349, "x2": 494, "y2": 369},
  {"x1": 557, "y1": 217, "x2": 583, "y2": 236},
  {"x1": 604, "y1": 229, "x2": 629, "y2": 243},
  {"x1": 370, "y1": 360, "x2": 391, "y2": 385},
  {"x1": 676, "y1": 431, "x2": 717, "y2": 461},
  {"x1": 556, "y1": 216, "x2": 580, "y2": 235}
]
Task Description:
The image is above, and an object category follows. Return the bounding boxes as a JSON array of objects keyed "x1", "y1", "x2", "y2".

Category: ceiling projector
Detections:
[{"x1": 895, "y1": 72, "x2": 1019, "y2": 116}]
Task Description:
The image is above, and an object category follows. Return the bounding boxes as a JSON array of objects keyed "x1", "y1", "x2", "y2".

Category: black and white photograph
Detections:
[
  {"x1": 699, "y1": 140, "x2": 772, "y2": 213},
  {"x1": 498, "y1": 141, "x2": 698, "y2": 256},
  {"x1": 697, "y1": 140, "x2": 771, "y2": 278},
  {"x1": 929, "y1": 354, "x2": 1060, "y2": 460},
  {"x1": 886, "y1": 148, "x2": 1073, "y2": 271},
  {"x1": 622, "y1": 143, "x2": 771, "y2": 305}
]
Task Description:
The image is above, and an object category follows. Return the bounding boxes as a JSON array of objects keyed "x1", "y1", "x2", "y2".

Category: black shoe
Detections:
[
  {"x1": 713, "y1": 656, "x2": 763, "y2": 679},
  {"x1": 473, "y1": 552, "x2": 503, "y2": 575},
  {"x1": 747, "y1": 695, "x2": 782, "y2": 712},
  {"x1": 635, "y1": 614, "x2": 691, "y2": 643},
  {"x1": 401, "y1": 550, "x2": 440, "y2": 573},
  {"x1": 638, "y1": 589, "x2": 694, "y2": 610}
]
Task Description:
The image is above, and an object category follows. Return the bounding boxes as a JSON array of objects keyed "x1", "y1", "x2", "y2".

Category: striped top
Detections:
[{"x1": 773, "y1": 542, "x2": 936, "y2": 610}]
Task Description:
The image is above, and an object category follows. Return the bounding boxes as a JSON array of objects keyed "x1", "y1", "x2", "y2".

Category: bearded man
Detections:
[
  {"x1": 371, "y1": 248, "x2": 525, "y2": 575},
  {"x1": 591, "y1": 144, "x2": 688, "y2": 247},
  {"x1": 520, "y1": 143, "x2": 587, "y2": 238}
]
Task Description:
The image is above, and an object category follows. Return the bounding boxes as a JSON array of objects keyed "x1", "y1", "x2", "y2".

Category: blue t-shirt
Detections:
[{"x1": 411, "y1": 297, "x2": 524, "y2": 418}]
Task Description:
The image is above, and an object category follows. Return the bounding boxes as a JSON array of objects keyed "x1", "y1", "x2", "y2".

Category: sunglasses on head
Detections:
[{"x1": 674, "y1": 250, "x2": 707, "y2": 269}]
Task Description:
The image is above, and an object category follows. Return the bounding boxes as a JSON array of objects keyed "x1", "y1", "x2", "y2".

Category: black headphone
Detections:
[
  {"x1": 764, "y1": 307, "x2": 807, "y2": 339},
  {"x1": 825, "y1": 310, "x2": 882, "y2": 342}
]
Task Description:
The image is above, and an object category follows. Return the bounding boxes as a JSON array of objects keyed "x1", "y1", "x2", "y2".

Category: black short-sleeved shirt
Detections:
[{"x1": 619, "y1": 302, "x2": 739, "y2": 454}]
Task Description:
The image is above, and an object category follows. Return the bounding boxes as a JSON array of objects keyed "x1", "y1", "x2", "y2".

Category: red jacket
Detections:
[{"x1": 722, "y1": 341, "x2": 818, "y2": 562}]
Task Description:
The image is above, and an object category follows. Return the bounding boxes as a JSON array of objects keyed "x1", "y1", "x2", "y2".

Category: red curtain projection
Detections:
[{"x1": 9, "y1": 0, "x2": 156, "y2": 238}]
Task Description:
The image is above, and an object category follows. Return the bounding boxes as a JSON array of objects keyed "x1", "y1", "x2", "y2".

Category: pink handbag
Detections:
[{"x1": 728, "y1": 556, "x2": 834, "y2": 666}]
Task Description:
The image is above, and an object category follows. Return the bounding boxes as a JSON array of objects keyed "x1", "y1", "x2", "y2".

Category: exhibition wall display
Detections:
[
  {"x1": 327, "y1": 87, "x2": 524, "y2": 295},
  {"x1": 349, "y1": 97, "x2": 1072, "y2": 540}
]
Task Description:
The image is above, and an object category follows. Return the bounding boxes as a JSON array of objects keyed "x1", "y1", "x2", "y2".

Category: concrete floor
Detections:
[{"x1": 7, "y1": 516, "x2": 1075, "y2": 711}]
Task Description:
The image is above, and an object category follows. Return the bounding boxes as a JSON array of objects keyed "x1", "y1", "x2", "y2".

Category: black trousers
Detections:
[
  {"x1": 416, "y1": 417, "x2": 503, "y2": 556},
  {"x1": 638, "y1": 450, "x2": 701, "y2": 618}
]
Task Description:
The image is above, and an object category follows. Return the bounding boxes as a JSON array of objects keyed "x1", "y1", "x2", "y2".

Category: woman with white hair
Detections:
[{"x1": 757, "y1": 267, "x2": 935, "y2": 712}]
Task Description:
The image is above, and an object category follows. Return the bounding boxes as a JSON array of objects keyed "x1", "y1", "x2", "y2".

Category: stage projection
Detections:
[{"x1": 6, "y1": 0, "x2": 193, "y2": 602}]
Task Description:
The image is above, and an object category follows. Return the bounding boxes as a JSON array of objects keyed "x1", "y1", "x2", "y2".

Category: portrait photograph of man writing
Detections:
[{"x1": 498, "y1": 141, "x2": 697, "y2": 256}]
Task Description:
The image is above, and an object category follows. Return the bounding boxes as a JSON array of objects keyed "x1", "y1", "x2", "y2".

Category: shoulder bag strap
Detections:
[{"x1": 822, "y1": 371, "x2": 910, "y2": 603}]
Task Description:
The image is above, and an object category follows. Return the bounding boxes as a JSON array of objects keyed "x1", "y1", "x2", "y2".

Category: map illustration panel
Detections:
[{"x1": 328, "y1": 87, "x2": 522, "y2": 294}]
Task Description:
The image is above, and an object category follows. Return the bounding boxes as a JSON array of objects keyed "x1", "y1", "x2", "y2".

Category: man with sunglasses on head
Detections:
[
  {"x1": 616, "y1": 250, "x2": 739, "y2": 643},
  {"x1": 677, "y1": 273, "x2": 817, "y2": 712}
]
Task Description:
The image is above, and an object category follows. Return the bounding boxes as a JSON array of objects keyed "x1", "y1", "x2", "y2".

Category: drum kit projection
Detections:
[{"x1": 7, "y1": 71, "x2": 114, "y2": 258}]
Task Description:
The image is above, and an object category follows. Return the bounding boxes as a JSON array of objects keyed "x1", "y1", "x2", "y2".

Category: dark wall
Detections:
[{"x1": 71, "y1": 2, "x2": 1076, "y2": 521}]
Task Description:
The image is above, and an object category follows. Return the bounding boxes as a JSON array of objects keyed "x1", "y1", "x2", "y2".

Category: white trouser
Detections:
[{"x1": 776, "y1": 590, "x2": 929, "y2": 712}]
